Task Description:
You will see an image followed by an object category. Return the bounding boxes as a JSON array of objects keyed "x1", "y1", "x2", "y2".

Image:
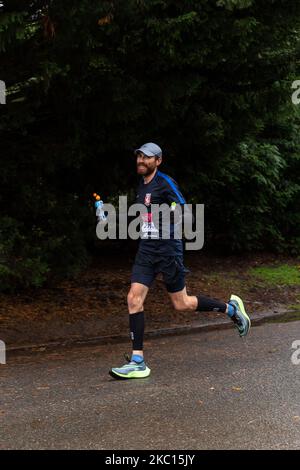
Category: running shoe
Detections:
[
  {"x1": 109, "y1": 354, "x2": 151, "y2": 380},
  {"x1": 229, "y1": 294, "x2": 251, "y2": 337}
]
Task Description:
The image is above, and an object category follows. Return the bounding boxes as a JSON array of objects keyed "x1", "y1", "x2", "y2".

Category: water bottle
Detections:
[{"x1": 93, "y1": 193, "x2": 107, "y2": 222}]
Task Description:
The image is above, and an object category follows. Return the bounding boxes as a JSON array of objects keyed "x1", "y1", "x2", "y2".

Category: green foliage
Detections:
[
  {"x1": 0, "y1": 216, "x2": 49, "y2": 291},
  {"x1": 0, "y1": 11, "x2": 26, "y2": 52},
  {"x1": 249, "y1": 265, "x2": 300, "y2": 286},
  {"x1": 217, "y1": 0, "x2": 254, "y2": 9},
  {"x1": 1, "y1": 0, "x2": 300, "y2": 290}
]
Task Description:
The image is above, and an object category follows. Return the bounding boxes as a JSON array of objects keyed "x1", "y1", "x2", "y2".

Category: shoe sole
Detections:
[
  {"x1": 230, "y1": 294, "x2": 251, "y2": 336},
  {"x1": 109, "y1": 367, "x2": 151, "y2": 380}
]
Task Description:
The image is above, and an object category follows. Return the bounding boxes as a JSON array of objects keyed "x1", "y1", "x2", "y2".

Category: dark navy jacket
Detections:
[{"x1": 135, "y1": 170, "x2": 186, "y2": 256}]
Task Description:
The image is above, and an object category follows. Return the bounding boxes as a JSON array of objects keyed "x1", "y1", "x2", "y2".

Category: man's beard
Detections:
[{"x1": 137, "y1": 164, "x2": 154, "y2": 176}]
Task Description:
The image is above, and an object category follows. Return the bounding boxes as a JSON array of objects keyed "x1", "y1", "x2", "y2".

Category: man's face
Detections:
[{"x1": 136, "y1": 152, "x2": 161, "y2": 176}]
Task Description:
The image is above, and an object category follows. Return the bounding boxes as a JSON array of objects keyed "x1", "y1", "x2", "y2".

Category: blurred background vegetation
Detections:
[{"x1": 0, "y1": 0, "x2": 300, "y2": 291}]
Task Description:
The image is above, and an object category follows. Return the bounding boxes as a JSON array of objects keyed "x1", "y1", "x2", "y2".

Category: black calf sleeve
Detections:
[
  {"x1": 196, "y1": 295, "x2": 227, "y2": 313},
  {"x1": 129, "y1": 311, "x2": 144, "y2": 350}
]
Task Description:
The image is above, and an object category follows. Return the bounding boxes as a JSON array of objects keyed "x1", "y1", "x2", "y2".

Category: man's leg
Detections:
[
  {"x1": 127, "y1": 282, "x2": 149, "y2": 359},
  {"x1": 168, "y1": 287, "x2": 227, "y2": 313},
  {"x1": 109, "y1": 250, "x2": 156, "y2": 379},
  {"x1": 168, "y1": 288, "x2": 251, "y2": 337},
  {"x1": 109, "y1": 282, "x2": 152, "y2": 380},
  {"x1": 109, "y1": 247, "x2": 156, "y2": 380},
  {"x1": 162, "y1": 255, "x2": 250, "y2": 337}
]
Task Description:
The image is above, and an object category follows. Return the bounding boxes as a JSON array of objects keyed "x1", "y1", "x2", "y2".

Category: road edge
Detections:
[{"x1": 6, "y1": 309, "x2": 295, "y2": 355}]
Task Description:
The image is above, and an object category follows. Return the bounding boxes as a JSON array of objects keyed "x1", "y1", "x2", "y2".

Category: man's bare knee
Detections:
[
  {"x1": 173, "y1": 299, "x2": 188, "y2": 311},
  {"x1": 172, "y1": 296, "x2": 194, "y2": 312},
  {"x1": 127, "y1": 291, "x2": 143, "y2": 312}
]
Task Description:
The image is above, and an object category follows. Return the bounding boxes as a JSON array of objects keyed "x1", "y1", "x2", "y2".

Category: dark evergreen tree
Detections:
[{"x1": 0, "y1": 0, "x2": 300, "y2": 290}]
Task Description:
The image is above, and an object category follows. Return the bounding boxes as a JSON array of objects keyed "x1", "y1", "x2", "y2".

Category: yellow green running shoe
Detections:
[
  {"x1": 229, "y1": 294, "x2": 251, "y2": 337},
  {"x1": 109, "y1": 354, "x2": 151, "y2": 380}
]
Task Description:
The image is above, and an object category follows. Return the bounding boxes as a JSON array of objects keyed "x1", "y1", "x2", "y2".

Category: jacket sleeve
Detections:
[
  {"x1": 161, "y1": 175, "x2": 195, "y2": 231},
  {"x1": 161, "y1": 175, "x2": 186, "y2": 205}
]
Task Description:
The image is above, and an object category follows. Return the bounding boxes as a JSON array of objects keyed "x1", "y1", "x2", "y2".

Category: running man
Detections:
[{"x1": 109, "y1": 142, "x2": 251, "y2": 380}]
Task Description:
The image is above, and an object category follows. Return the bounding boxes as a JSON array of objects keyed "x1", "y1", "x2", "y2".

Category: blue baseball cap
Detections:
[{"x1": 135, "y1": 142, "x2": 162, "y2": 158}]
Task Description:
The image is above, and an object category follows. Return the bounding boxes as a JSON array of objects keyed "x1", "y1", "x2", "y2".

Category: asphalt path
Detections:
[{"x1": 1, "y1": 321, "x2": 300, "y2": 450}]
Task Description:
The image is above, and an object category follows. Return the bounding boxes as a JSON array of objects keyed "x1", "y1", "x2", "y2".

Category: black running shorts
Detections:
[{"x1": 131, "y1": 251, "x2": 187, "y2": 293}]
